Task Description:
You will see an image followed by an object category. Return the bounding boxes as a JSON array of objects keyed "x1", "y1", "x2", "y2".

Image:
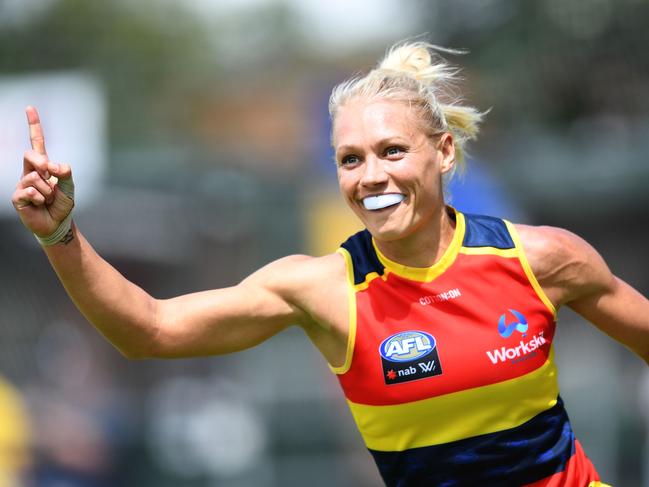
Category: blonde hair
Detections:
[{"x1": 329, "y1": 41, "x2": 485, "y2": 176}]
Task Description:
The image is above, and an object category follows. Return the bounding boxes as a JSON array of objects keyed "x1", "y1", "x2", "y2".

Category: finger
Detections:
[
  {"x1": 18, "y1": 171, "x2": 55, "y2": 204},
  {"x1": 48, "y1": 162, "x2": 72, "y2": 181},
  {"x1": 12, "y1": 186, "x2": 46, "y2": 210},
  {"x1": 23, "y1": 149, "x2": 50, "y2": 179},
  {"x1": 26, "y1": 106, "x2": 47, "y2": 156}
]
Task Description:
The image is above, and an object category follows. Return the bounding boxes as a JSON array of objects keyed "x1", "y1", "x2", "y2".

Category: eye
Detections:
[
  {"x1": 339, "y1": 154, "x2": 361, "y2": 166},
  {"x1": 384, "y1": 146, "x2": 405, "y2": 158}
]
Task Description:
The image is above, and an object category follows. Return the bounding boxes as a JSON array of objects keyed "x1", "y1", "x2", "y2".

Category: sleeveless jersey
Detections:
[{"x1": 331, "y1": 209, "x2": 603, "y2": 487}]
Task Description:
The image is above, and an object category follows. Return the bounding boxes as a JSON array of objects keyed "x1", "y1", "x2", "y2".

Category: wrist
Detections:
[{"x1": 35, "y1": 213, "x2": 74, "y2": 246}]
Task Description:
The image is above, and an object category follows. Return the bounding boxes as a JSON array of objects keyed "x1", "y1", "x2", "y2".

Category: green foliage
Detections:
[
  {"x1": 415, "y1": 0, "x2": 649, "y2": 126},
  {"x1": 0, "y1": 0, "x2": 219, "y2": 144}
]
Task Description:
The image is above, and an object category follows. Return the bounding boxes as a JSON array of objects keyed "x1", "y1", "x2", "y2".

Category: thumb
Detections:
[{"x1": 49, "y1": 162, "x2": 75, "y2": 201}]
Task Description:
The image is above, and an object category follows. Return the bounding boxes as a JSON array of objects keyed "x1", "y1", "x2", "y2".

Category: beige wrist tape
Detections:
[
  {"x1": 36, "y1": 213, "x2": 73, "y2": 246},
  {"x1": 35, "y1": 176, "x2": 75, "y2": 247}
]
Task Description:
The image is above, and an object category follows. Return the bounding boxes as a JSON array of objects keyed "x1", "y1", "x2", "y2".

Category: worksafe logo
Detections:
[
  {"x1": 497, "y1": 309, "x2": 528, "y2": 338},
  {"x1": 379, "y1": 331, "x2": 443, "y2": 385},
  {"x1": 487, "y1": 309, "x2": 549, "y2": 365}
]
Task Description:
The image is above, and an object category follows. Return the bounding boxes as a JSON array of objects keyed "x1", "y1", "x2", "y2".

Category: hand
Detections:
[{"x1": 12, "y1": 106, "x2": 75, "y2": 239}]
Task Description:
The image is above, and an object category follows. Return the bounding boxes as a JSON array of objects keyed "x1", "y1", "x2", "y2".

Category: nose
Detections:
[{"x1": 360, "y1": 156, "x2": 389, "y2": 187}]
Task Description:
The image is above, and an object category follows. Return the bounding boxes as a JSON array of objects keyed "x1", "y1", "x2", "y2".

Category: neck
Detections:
[{"x1": 374, "y1": 205, "x2": 457, "y2": 268}]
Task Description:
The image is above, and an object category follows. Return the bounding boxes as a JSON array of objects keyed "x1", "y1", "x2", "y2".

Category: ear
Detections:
[{"x1": 437, "y1": 132, "x2": 455, "y2": 174}]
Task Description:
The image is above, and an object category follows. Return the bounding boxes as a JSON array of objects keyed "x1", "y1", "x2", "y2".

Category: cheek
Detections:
[
  {"x1": 405, "y1": 168, "x2": 441, "y2": 199},
  {"x1": 337, "y1": 173, "x2": 354, "y2": 199},
  {"x1": 338, "y1": 176, "x2": 353, "y2": 200}
]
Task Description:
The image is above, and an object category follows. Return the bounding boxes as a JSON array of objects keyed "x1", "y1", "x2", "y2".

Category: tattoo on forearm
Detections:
[{"x1": 60, "y1": 228, "x2": 74, "y2": 245}]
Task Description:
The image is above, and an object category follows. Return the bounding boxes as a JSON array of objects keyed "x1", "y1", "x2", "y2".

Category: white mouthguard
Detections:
[{"x1": 363, "y1": 194, "x2": 405, "y2": 211}]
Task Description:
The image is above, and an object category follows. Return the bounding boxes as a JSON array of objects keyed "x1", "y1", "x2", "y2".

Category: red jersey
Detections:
[{"x1": 331, "y1": 208, "x2": 604, "y2": 486}]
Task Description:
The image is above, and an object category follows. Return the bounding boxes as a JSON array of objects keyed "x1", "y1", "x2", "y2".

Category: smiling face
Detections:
[{"x1": 333, "y1": 98, "x2": 455, "y2": 244}]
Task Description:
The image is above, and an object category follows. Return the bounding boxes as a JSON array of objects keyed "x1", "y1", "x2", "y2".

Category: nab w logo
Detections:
[
  {"x1": 379, "y1": 330, "x2": 443, "y2": 385},
  {"x1": 498, "y1": 309, "x2": 528, "y2": 338}
]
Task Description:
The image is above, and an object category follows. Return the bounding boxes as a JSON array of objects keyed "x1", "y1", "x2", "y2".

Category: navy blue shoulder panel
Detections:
[
  {"x1": 462, "y1": 213, "x2": 515, "y2": 249},
  {"x1": 340, "y1": 229, "x2": 385, "y2": 285}
]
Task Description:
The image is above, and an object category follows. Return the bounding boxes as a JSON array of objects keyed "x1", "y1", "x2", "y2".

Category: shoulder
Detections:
[
  {"x1": 513, "y1": 223, "x2": 614, "y2": 307},
  {"x1": 513, "y1": 224, "x2": 580, "y2": 271},
  {"x1": 243, "y1": 252, "x2": 346, "y2": 289},
  {"x1": 241, "y1": 252, "x2": 347, "y2": 313}
]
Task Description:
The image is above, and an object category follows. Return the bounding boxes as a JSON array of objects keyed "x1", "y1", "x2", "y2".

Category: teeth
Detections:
[{"x1": 363, "y1": 194, "x2": 405, "y2": 211}]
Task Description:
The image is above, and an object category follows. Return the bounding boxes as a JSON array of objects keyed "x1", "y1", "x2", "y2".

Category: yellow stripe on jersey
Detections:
[
  {"x1": 371, "y1": 212, "x2": 466, "y2": 283},
  {"x1": 353, "y1": 271, "x2": 387, "y2": 292},
  {"x1": 504, "y1": 220, "x2": 557, "y2": 318},
  {"x1": 459, "y1": 246, "x2": 519, "y2": 258},
  {"x1": 329, "y1": 248, "x2": 358, "y2": 375},
  {"x1": 347, "y1": 349, "x2": 559, "y2": 451}
]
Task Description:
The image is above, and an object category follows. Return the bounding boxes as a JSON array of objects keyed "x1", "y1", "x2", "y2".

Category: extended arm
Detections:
[
  {"x1": 569, "y1": 273, "x2": 649, "y2": 363},
  {"x1": 12, "y1": 106, "x2": 331, "y2": 360},
  {"x1": 517, "y1": 224, "x2": 649, "y2": 364},
  {"x1": 42, "y1": 230, "x2": 310, "y2": 358}
]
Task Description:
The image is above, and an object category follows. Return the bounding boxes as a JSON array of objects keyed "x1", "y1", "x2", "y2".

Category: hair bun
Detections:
[
  {"x1": 379, "y1": 43, "x2": 432, "y2": 77},
  {"x1": 378, "y1": 42, "x2": 461, "y2": 86}
]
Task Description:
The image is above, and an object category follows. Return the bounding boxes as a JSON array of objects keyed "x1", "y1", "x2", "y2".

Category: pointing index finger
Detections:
[{"x1": 26, "y1": 105, "x2": 47, "y2": 156}]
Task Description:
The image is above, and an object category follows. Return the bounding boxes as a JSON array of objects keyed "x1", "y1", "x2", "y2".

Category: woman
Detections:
[{"x1": 13, "y1": 42, "x2": 648, "y2": 486}]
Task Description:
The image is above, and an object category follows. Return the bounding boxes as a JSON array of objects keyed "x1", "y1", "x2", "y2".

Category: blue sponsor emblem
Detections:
[
  {"x1": 498, "y1": 309, "x2": 528, "y2": 338},
  {"x1": 379, "y1": 331, "x2": 443, "y2": 385}
]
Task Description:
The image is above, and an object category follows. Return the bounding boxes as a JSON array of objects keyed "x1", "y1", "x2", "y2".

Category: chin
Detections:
[{"x1": 366, "y1": 223, "x2": 408, "y2": 242}]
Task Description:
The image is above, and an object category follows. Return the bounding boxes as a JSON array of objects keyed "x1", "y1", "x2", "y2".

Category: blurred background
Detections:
[{"x1": 1, "y1": 0, "x2": 648, "y2": 485}]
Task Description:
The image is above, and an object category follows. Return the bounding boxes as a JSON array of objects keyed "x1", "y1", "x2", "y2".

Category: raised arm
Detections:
[
  {"x1": 12, "y1": 107, "x2": 343, "y2": 360},
  {"x1": 516, "y1": 224, "x2": 649, "y2": 364}
]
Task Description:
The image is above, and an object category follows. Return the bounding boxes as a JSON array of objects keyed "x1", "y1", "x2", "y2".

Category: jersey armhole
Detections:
[
  {"x1": 329, "y1": 248, "x2": 357, "y2": 375},
  {"x1": 504, "y1": 220, "x2": 558, "y2": 319}
]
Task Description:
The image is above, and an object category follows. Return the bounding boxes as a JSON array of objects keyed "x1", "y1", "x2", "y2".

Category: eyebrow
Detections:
[
  {"x1": 335, "y1": 137, "x2": 409, "y2": 156},
  {"x1": 335, "y1": 144, "x2": 359, "y2": 156}
]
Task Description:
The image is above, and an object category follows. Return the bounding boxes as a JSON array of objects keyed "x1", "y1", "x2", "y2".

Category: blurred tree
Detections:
[
  {"x1": 0, "y1": 0, "x2": 218, "y2": 146},
  {"x1": 415, "y1": 0, "x2": 649, "y2": 127}
]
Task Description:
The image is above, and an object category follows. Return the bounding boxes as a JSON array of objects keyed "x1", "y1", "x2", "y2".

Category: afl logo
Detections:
[{"x1": 379, "y1": 331, "x2": 436, "y2": 363}]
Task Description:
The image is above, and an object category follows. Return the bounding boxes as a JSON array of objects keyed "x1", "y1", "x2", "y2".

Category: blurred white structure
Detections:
[{"x1": 0, "y1": 72, "x2": 106, "y2": 215}]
